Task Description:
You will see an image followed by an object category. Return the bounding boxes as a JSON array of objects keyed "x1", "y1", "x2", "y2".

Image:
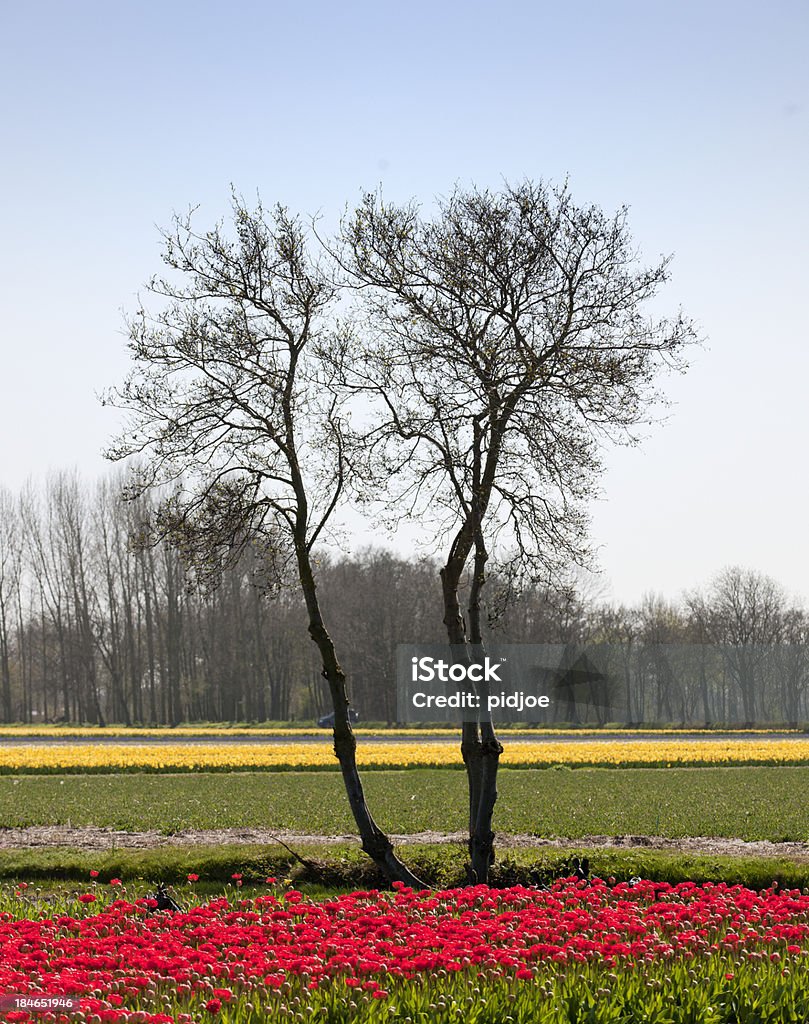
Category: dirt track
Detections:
[{"x1": 2, "y1": 825, "x2": 809, "y2": 861}]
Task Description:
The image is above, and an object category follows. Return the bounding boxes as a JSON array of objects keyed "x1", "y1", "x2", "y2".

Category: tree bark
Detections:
[
  {"x1": 297, "y1": 547, "x2": 425, "y2": 887},
  {"x1": 466, "y1": 535, "x2": 502, "y2": 884},
  {"x1": 440, "y1": 529, "x2": 502, "y2": 885}
]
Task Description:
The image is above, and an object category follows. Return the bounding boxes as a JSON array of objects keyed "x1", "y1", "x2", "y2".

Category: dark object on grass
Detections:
[
  {"x1": 149, "y1": 881, "x2": 182, "y2": 912},
  {"x1": 528, "y1": 868, "x2": 549, "y2": 890},
  {"x1": 572, "y1": 856, "x2": 590, "y2": 882},
  {"x1": 529, "y1": 856, "x2": 590, "y2": 890},
  {"x1": 317, "y1": 709, "x2": 359, "y2": 728}
]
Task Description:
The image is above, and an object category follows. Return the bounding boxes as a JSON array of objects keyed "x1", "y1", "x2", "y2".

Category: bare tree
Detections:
[
  {"x1": 22, "y1": 477, "x2": 83, "y2": 722},
  {"x1": 335, "y1": 179, "x2": 697, "y2": 881},
  {"x1": 91, "y1": 478, "x2": 140, "y2": 726},
  {"x1": 104, "y1": 194, "x2": 423, "y2": 885},
  {"x1": 776, "y1": 607, "x2": 809, "y2": 727},
  {"x1": 0, "y1": 488, "x2": 23, "y2": 721},
  {"x1": 688, "y1": 567, "x2": 788, "y2": 725},
  {"x1": 634, "y1": 595, "x2": 690, "y2": 723},
  {"x1": 588, "y1": 602, "x2": 638, "y2": 725}
]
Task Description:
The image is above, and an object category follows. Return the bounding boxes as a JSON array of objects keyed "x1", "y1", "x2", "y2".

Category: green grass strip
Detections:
[
  {"x1": 2, "y1": 842, "x2": 809, "y2": 894},
  {"x1": 1, "y1": 766, "x2": 809, "y2": 842}
]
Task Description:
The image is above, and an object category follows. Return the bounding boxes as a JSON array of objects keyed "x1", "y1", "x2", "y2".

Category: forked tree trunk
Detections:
[
  {"x1": 441, "y1": 535, "x2": 502, "y2": 886},
  {"x1": 466, "y1": 536, "x2": 502, "y2": 885},
  {"x1": 441, "y1": 561, "x2": 482, "y2": 870}
]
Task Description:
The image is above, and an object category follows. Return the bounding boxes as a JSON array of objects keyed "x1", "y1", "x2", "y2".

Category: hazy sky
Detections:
[{"x1": 1, "y1": 0, "x2": 807, "y2": 606}]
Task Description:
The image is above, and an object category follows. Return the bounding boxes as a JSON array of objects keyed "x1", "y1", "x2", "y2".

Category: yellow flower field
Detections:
[
  {"x1": 0, "y1": 725, "x2": 792, "y2": 738},
  {"x1": 0, "y1": 739, "x2": 809, "y2": 772}
]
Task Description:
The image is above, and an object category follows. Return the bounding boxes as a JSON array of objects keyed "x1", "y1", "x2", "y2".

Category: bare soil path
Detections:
[
  {"x1": 0, "y1": 732, "x2": 803, "y2": 744},
  {"x1": 2, "y1": 825, "x2": 809, "y2": 861}
]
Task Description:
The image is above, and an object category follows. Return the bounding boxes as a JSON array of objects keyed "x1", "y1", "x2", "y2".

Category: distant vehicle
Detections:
[{"x1": 318, "y1": 709, "x2": 360, "y2": 728}]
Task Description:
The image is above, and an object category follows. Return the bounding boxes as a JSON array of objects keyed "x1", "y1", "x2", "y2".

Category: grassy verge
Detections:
[
  {"x1": 3, "y1": 842, "x2": 809, "y2": 894},
  {"x1": 1, "y1": 766, "x2": 809, "y2": 840}
]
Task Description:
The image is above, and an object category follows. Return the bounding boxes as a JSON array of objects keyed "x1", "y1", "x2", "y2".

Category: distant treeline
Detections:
[{"x1": 0, "y1": 473, "x2": 807, "y2": 726}]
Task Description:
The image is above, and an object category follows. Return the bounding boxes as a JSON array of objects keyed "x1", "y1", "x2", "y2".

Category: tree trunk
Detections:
[
  {"x1": 296, "y1": 547, "x2": 426, "y2": 888},
  {"x1": 466, "y1": 536, "x2": 502, "y2": 885},
  {"x1": 441, "y1": 560, "x2": 482, "y2": 873},
  {"x1": 0, "y1": 590, "x2": 12, "y2": 722},
  {"x1": 440, "y1": 533, "x2": 502, "y2": 885}
]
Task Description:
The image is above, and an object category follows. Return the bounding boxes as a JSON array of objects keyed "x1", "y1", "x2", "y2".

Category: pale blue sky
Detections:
[{"x1": 1, "y1": 0, "x2": 807, "y2": 605}]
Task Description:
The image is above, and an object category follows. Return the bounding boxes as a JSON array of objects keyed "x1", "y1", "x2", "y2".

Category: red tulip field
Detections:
[
  {"x1": 3, "y1": 736, "x2": 809, "y2": 1019},
  {"x1": 3, "y1": 875, "x2": 809, "y2": 1022}
]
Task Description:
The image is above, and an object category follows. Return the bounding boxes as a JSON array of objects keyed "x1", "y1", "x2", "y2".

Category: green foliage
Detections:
[
  {"x1": 193, "y1": 960, "x2": 809, "y2": 1023},
  {"x1": 1, "y1": 843, "x2": 809, "y2": 895}
]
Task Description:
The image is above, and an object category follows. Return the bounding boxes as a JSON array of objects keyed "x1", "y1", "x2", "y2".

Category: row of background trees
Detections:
[{"x1": 1, "y1": 472, "x2": 806, "y2": 728}]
